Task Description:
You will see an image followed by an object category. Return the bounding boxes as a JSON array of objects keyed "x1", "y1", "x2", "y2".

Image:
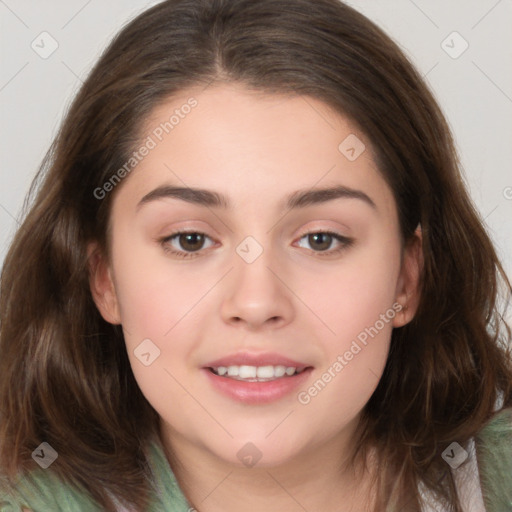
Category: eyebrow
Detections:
[{"x1": 136, "y1": 184, "x2": 377, "y2": 212}]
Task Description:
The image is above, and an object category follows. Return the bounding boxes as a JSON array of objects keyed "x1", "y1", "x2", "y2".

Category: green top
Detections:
[
  {"x1": 0, "y1": 439, "x2": 191, "y2": 512},
  {"x1": 1, "y1": 408, "x2": 512, "y2": 511}
]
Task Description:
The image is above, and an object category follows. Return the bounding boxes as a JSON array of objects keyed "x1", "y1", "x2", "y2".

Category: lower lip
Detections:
[{"x1": 202, "y1": 367, "x2": 313, "y2": 404}]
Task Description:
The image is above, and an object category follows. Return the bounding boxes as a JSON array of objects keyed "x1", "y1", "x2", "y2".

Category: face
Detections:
[{"x1": 89, "y1": 82, "x2": 421, "y2": 469}]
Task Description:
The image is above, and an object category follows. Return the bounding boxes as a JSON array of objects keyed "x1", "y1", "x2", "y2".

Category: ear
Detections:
[
  {"x1": 86, "y1": 241, "x2": 121, "y2": 325},
  {"x1": 392, "y1": 225, "x2": 423, "y2": 328}
]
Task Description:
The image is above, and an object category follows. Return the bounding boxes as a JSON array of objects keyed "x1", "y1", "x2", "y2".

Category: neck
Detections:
[{"x1": 159, "y1": 419, "x2": 377, "y2": 512}]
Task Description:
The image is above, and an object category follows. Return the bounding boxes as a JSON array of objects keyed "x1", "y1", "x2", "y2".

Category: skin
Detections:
[{"x1": 88, "y1": 82, "x2": 422, "y2": 511}]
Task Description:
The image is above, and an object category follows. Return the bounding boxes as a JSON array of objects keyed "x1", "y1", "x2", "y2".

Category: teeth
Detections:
[
  {"x1": 256, "y1": 365, "x2": 275, "y2": 379},
  {"x1": 211, "y1": 365, "x2": 302, "y2": 381},
  {"x1": 227, "y1": 366, "x2": 239, "y2": 376},
  {"x1": 274, "y1": 366, "x2": 286, "y2": 377},
  {"x1": 239, "y1": 365, "x2": 257, "y2": 379}
]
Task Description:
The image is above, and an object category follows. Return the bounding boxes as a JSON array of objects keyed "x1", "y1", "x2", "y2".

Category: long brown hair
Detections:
[{"x1": 1, "y1": 0, "x2": 511, "y2": 510}]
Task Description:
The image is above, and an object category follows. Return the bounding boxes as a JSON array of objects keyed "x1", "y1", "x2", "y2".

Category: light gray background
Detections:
[{"x1": 1, "y1": 0, "x2": 511, "y2": 300}]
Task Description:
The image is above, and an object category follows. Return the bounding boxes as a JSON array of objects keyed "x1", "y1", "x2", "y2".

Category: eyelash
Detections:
[{"x1": 159, "y1": 229, "x2": 354, "y2": 260}]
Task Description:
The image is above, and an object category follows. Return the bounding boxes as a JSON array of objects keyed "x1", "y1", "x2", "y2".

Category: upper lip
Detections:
[{"x1": 204, "y1": 352, "x2": 311, "y2": 370}]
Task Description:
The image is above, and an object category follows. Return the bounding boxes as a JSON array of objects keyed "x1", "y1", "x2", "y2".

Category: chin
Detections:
[{"x1": 206, "y1": 433, "x2": 309, "y2": 469}]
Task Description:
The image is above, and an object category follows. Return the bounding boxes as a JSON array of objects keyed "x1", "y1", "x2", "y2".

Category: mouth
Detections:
[
  {"x1": 207, "y1": 364, "x2": 309, "y2": 382},
  {"x1": 202, "y1": 353, "x2": 314, "y2": 404}
]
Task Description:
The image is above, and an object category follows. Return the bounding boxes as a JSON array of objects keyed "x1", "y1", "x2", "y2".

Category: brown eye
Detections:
[
  {"x1": 178, "y1": 232, "x2": 205, "y2": 252},
  {"x1": 296, "y1": 231, "x2": 354, "y2": 256},
  {"x1": 160, "y1": 231, "x2": 215, "y2": 259},
  {"x1": 307, "y1": 233, "x2": 333, "y2": 251}
]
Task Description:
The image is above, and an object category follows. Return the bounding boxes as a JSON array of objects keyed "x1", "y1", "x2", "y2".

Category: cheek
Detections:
[
  {"x1": 296, "y1": 308, "x2": 393, "y2": 441},
  {"x1": 293, "y1": 235, "x2": 400, "y2": 418},
  {"x1": 298, "y1": 231, "x2": 401, "y2": 343},
  {"x1": 112, "y1": 242, "x2": 207, "y2": 340},
  {"x1": 111, "y1": 249, "x2": 212, "y2": 417},
  {"x1": 110, "y1": 241, "x2": 216, "y2": 398}
]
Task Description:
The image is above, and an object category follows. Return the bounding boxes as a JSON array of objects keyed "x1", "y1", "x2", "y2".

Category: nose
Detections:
[{"x1": 220, "y1": 242, "x2": 295, "y2": 331}]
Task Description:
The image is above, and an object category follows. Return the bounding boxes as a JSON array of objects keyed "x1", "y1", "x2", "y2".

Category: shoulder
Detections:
[
  {"x1": 0, "y1": 437, "x2": 191, "y2": 512},
  {"x1": 145, "y1": 437, "x2": 192, "y2": 511},
  {"x1": 0, "y1": 466, "x2": 101, "y2": 511},
  {"x1": 475, "y1": 407, "x2": 512, "y2": 512}
]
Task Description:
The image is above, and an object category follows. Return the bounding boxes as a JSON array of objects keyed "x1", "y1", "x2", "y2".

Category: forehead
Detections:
[{"x1": 112, "y1": 83, "x2": 396, "y2": 220}]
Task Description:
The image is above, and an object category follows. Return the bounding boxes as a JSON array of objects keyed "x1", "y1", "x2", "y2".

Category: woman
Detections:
[{"x1": 1, "y1": 0, "x2": 511, "y2": 510}]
